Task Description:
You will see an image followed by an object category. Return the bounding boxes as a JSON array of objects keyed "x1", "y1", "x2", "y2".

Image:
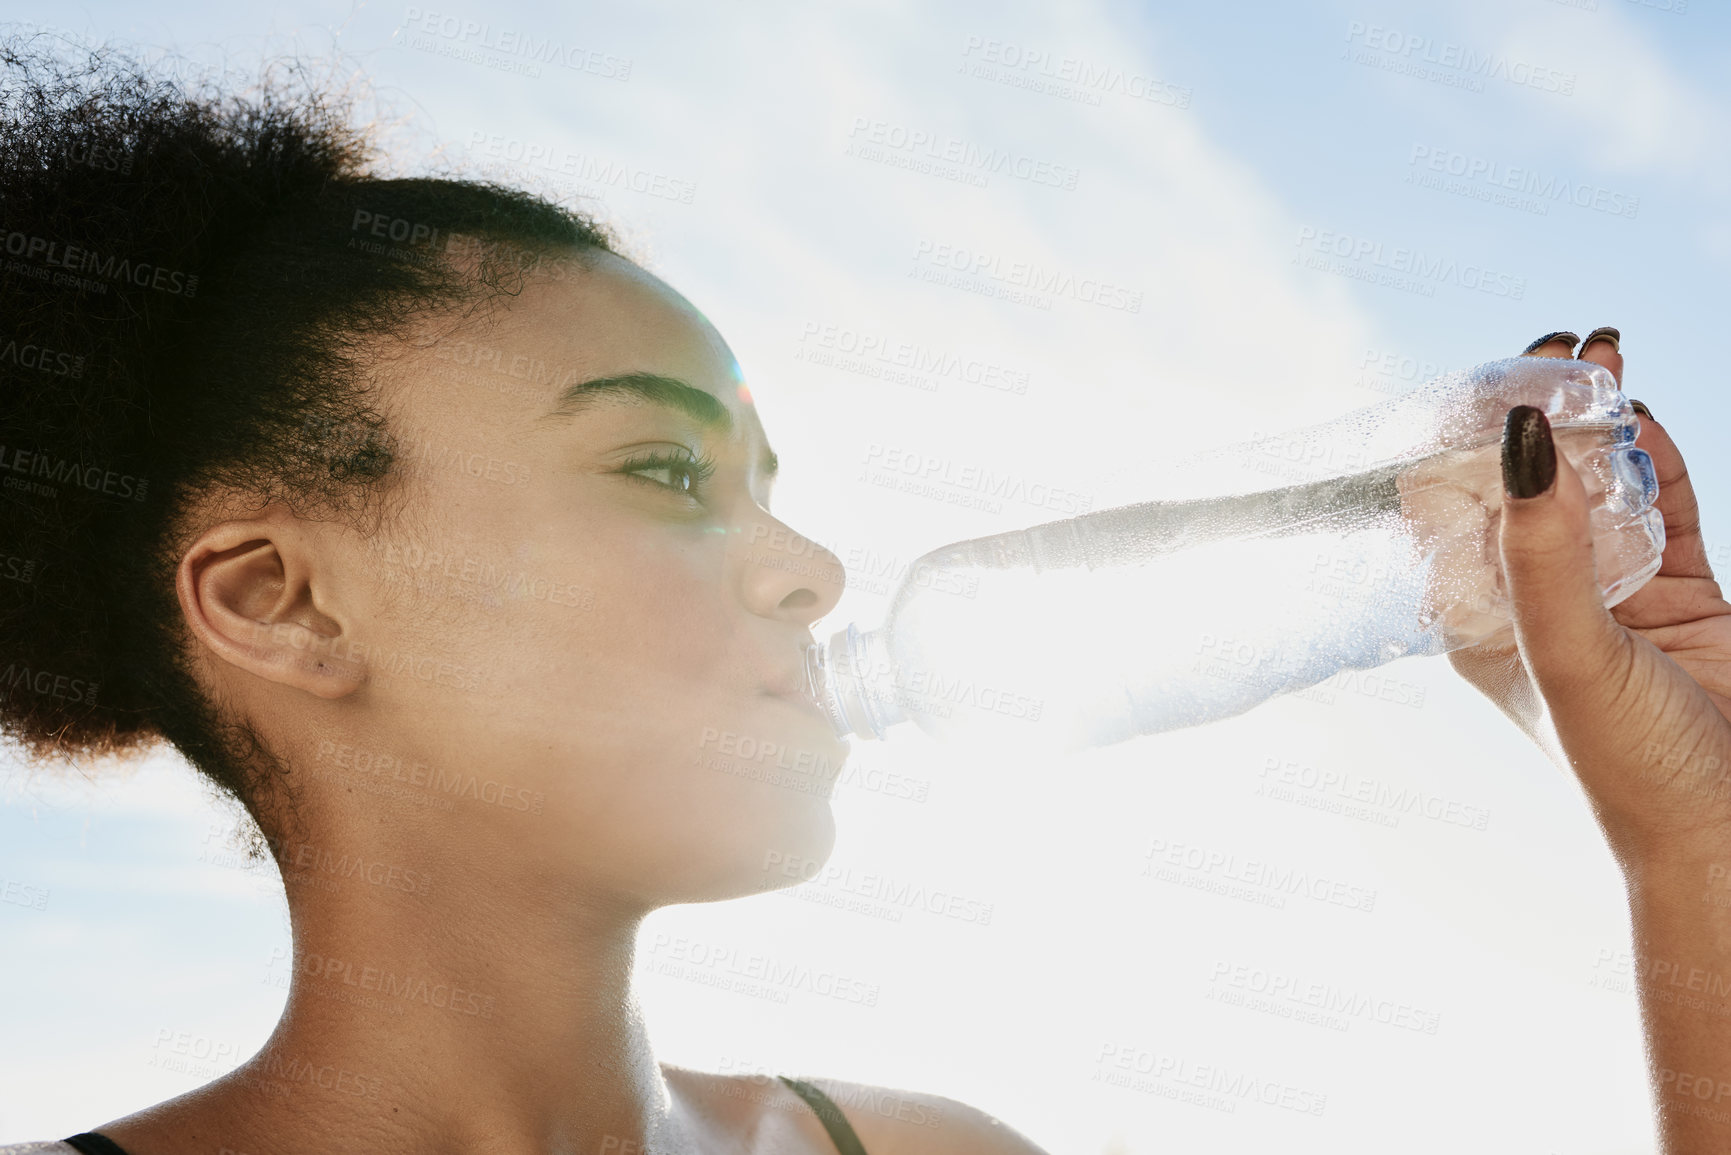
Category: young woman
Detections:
[{"x1": 4, "y1": 36, "x2": 1731, "y2": 1155}]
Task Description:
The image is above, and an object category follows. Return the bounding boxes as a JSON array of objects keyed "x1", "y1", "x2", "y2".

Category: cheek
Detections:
[
  {"x1": 585, "y1": 537, "x2": 737, "y2": 689},
  {"x1": 474, "y1": 524, "x2": 741, "y2": 738}
]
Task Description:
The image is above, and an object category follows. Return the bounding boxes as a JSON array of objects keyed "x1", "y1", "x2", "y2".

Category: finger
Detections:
[
  {"x1": 1519, "y1": 330, "x2": 1580, "y2": 360},
  {"x1": 1618, "y1": 401, "x2": 1713, "y2": 582},
  {"x1": 1498, "y1": 405, "x2": 1629, "y2": 706},
  {"x1": 1577, "y1": 325, "x2": 1624, "y2": 386},
  {"x1": 1571, "y1": 325, "x2": 1710, "y2": 585}
]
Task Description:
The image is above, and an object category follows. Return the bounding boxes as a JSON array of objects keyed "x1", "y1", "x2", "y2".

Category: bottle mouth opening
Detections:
[
  {"x1": 806, "y1": 624, "x2": 902, "y2": 742},
  {"x1": 802, "y1": 638, "x2": 853, "y2": 741}
]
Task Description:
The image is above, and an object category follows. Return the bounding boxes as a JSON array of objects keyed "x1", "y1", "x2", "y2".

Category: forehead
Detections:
[{"x1": 495, "y1": 249, "x2": 765, "y2": 441}]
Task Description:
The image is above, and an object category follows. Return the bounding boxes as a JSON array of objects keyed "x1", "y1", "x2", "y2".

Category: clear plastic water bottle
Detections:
[{"x1": 803, "y1": 356, "x2": 1663, "y2": 754}]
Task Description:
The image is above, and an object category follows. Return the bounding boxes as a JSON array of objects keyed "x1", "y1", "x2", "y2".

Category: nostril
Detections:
[{"x1": 780, "y1": 589, "x2": 818, "y2": 612}]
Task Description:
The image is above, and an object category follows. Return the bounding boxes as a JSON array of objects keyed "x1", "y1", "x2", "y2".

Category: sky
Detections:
[{"x1": 2, "y1": 1, "x2": 1728, "y2": 1153}]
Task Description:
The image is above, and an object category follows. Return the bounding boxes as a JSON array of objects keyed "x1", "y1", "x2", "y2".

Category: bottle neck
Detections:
[{"x1": 806, "y1": 624, "x2": 907, "y2": 741}]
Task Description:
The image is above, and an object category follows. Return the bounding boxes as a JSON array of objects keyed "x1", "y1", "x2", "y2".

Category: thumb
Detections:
[{"x1": 1498, "y1": 405, "x2": 1627, "y2": 707}]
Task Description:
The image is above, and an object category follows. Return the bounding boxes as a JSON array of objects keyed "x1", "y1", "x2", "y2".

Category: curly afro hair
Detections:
[{"x1": 0, "y1": 30, "x2": 616, "y2": 822}]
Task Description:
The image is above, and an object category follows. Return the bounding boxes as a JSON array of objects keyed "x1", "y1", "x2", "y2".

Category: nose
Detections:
[{"x1": 733, "y1": 513, "x2": 846, "y2": 625}]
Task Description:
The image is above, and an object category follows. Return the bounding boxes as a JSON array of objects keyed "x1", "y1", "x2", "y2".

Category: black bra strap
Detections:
[
  {"x1": 778, "y1": 1075, "x2": 869, "y2": 1155},
  {"x1": 66, "y1": 1088, "x2": 867, "y2": 1155}
]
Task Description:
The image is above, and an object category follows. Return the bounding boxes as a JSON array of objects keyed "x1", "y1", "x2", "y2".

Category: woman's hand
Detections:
[
  {"x1": 1449, "y1": 328, "x2": 1731, "y2": 1151},
  {"x1": 1450, "y1": 329, "x2": 1731, "y2": 861}
]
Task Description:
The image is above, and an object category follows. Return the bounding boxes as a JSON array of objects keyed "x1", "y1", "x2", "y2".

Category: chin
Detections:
[
  {"x1": 595, "y1": 693, "x2": 851, "y2": 907},
  {"x1": 667, "y1": 801, "x2": 838, "y2": 907}
]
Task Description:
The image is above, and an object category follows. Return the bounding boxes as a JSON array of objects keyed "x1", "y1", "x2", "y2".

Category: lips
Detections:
[
  {"x1": 762, "y1": 662, "x2": 831, "y2": 724},
  {"x1": 763, "y1": 680, "x2": 829, "y2": 723}
]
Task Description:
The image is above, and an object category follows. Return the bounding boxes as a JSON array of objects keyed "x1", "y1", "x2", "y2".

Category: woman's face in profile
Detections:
[{"x1": 302, "y1": 247, "x2": 849, "y2": 908}]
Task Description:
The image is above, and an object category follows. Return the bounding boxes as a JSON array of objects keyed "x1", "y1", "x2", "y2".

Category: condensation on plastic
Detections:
[{"x1": 807, "y1": 357, "x2": 1663, "y2": 754}]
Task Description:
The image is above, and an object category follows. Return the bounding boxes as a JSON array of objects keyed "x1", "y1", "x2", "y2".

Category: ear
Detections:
[{"x1": 175, "y1": 504, "x2": 367, "y2": 699}]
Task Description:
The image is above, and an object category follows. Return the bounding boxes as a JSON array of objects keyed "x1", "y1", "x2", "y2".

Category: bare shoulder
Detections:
[
  {"x1": 796, "y1": 1075, "x2": 1052, "y2": 1155},
  {"x1": 660, "y1": 1065, "x2": 1049, "y2": 1155}
]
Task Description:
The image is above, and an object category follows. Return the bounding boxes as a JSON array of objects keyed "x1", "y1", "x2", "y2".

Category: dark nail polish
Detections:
[
  {"x1": 1581, "y1": 326, "x2": 1620, "y2": 354},
  {"x1": 1503, "y1": 405, "x2": 1557, "y2": 499},
  {"x1": 1630, "y1": 398, "x2": 1653, "y2": 420},
  {"x1": 1522, "y1": 331, "x2": 1580, "y2": 355}
]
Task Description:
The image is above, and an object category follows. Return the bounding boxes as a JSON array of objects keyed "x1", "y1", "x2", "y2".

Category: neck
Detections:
[{"x1": 190, "y1": 829, "x2": 697, "y2": 1155}]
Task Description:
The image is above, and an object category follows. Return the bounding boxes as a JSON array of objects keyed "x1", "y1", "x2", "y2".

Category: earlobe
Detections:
[{"x1": 176, "y1": 517, "x2": 367, "y2": 700}]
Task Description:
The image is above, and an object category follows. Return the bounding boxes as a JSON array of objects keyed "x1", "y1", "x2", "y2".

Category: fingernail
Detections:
[
  {"x1": 1503, "y1": 405, "x2": 1557, "y2": 499},
  {"x1": 1580, "y1": 326, "x2": 1620, "y2": 354},
  {"x1": 1630, "y1": 398, "x2": 1654, "y2": 420},
  {"x1": 1522, "y1": 331, "x2": 1580, "y2": 355}
]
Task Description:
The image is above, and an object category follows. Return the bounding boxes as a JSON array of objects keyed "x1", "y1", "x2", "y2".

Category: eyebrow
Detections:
[{"x1": 541, "y1": 372, "x2": 778, "y2": 477}]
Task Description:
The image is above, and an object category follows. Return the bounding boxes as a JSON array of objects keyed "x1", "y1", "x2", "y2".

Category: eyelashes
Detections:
[{"x1": 615, "y1": 448, "x2": 719, "y2": 500}]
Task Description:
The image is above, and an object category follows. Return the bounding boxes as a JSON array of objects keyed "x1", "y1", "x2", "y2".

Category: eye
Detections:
[{"x1": 618, "y1": 449, "x2": 718, "y2": 498}]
